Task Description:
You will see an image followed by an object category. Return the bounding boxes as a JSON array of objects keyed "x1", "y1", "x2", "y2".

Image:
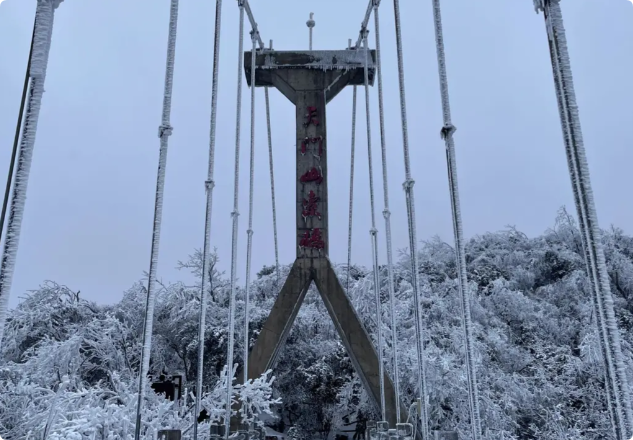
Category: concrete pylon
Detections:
[{"x1": 240, "y1": 48, "x2": 409, "y2": 427}]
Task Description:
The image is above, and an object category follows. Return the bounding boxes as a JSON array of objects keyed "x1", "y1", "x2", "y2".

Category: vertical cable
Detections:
[
  {"x1": 372, "y1": 1, "x2": 401, "y2": 423},
  {"x1": 264, "y1": 85, "x2": 280, "y2": 284},
  {"x1": 391, "y1": 0, "x2": 430, "y2": 436},
  {"x1": 194, "y1": 0, "x2": 225, "y2": 437},
  {"x1": 134, "y1": 2, "x2": 180, "y2": 439},
  {"x1": 225, "y1": 3, "x2": 246, "y2": 437},
  {"x1": 431, "y1": 0, "x2": 482, "y2": 437},
  {"x1": 346, "y1": 84, "x2": 358, "y2": 292},
  {"x1": 243, "y1": 28, "x2": 258, "y2": 394},
  {"x1": 362, "y1": 30, "x2": 386, "y2": 421}
]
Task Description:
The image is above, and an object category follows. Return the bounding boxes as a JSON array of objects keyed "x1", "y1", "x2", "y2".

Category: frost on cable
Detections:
[
  {"x1": 0, "y1": 0, "x2": 56, "y2": 347},
  {"x1": 134, "y1": 1, "x2": 179, "y2": 438},
  {"x1": 542, "y1": 0, "x2": 633, "y2": 437},
  {"x1": 431, "y1": 0, "x2": 482, "y2": 437}
]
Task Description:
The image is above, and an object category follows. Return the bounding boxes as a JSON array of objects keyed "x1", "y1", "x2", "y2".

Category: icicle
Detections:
[
  {"x1": 134, "y1": 1, "x2": 180, "y2": 439},
  {"x1": 0, "y1": 0, "x2": 56, "y2": 348}
]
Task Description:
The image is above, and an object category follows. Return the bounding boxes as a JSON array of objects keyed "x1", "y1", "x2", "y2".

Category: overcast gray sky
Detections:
[{"x1": 0, "y1": 0, "x2": 631, "y2": 307}]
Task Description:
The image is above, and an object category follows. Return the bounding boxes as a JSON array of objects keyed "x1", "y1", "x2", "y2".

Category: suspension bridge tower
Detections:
[{"x1": 242, "y1": 48, "x2": 406, "y2": 425}]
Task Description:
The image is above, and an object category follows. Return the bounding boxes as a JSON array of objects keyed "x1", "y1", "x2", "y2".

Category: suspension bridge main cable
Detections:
[
  {"x1": 0, "y1": 0, "x2": 60, "y2": 350},
  {"x1": 0, "y1": 18, "x2": 36, "y2": 249},
  {"x1": 134, "y1": 1, "x2": 180, "y2": 438},
  {"x1": 391, "y1": 0, "x2": 430, "y2": 437},
  {"x1": 225, "y1": 1, "x2": 246, "y2": 436},
  {"x1": 344, "y1": 0, "x2": 375, "y2": 299},
  {"x1": 371, "y1": 0, "x2": 402, "y2": 423},
  {"x1": 535, "y1": 1, "x2": 633, "y2": 438},
  {"x1": 354, "y1": 0, "x2": 374, "y2": 49},
  {"x1": 193, "y1": 0, "x2": 225, "y2": 437},
  {"x1": 430, "y1": 0, "x2": 482, "y2": 437},
  {"x1": 361, "y1": 28, "x2": 387, "y2": 422}
]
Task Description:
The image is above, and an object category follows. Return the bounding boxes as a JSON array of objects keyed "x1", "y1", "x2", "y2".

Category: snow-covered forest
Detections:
[{"x1": 2, "y1": 208, "x2": 632, "y2": 439}]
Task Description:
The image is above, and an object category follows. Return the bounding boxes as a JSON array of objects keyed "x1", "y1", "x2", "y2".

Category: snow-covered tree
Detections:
[{"x1": 2, "y1": 213, "x2": 632, "y2": 439}]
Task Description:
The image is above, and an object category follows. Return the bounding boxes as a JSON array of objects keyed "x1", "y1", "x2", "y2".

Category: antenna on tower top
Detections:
[{"x1": 306, "y1": 12, "x2": 315, "y2": 50}]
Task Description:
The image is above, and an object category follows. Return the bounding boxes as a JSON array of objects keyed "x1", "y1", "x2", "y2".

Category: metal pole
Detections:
[{"x1": 306, "y1": 12, "x2": 315, "y2": 50}]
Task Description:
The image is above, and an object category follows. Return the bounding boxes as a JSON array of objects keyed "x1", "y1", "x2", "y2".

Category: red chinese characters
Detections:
[
  {"x1": 303, "y1": 106, "x2": 319, "y2": 127},
  {"x1": 300, "y1": 167, "x2": 323, "y2": 185},
  {"x1": 300, "y1": 136, "x2": 323, "y2": 159},
  {"x1": 302, "y1": 190, "x2": 321, "y2": 222},
  {"x1": 299, "y1": 228, "x2": 325, "y2": 250}
]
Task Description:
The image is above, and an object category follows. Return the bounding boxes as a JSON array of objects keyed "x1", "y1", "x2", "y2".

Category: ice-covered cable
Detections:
[
  {"x1": 194, "y1": 0, "x2": 225, "y2": 438},
  {"x1": 545, "y1": 9, "x2": 619, "y2": 438},
  {"x1": 0, "y1": 0, "x2": 56, "y2": 351},
  {"x1": 542, "y1": 4, "x2": 619, "y2": 439},
  {"x1": 550, "y1": 1, "x2": 633, "y2": 437},
  {"x1": 134, "y1": 2, "x2": 180, "y2": 439},
  {"x1": 346, "y1": 85, "x2": 358, "y2": 292},
  {"x1": 391, "y1": 0, "x2": 430, "y2": 436},
  {"x1": 1, "y1": 18, "x2": 36, "y2": 252},
  {"x1": 362, "y1": 31, "x2": 386, "y2": 421},
  {"x1": 540, "y1": 1, "x2": 633, "y2": 438},
  {"x1": 431, "y1": 0, "x2": 482, "y2": 437},
  {"x1": 243, "y1": 30, "x2": 258, "y2": 392},
  {"x1": 264, "y1": 87, "x2": 280, "y2": 284},
  {"x1": 372, "y1": 2, "x2": 401, "y2": 423},
  {"x1": 225, "y1": 4, "x2": 246, "y2": 437}
]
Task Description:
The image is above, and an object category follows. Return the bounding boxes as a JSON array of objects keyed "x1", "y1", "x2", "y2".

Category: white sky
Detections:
[{"x1": 0, "y1": 0, "x2": 631, "y2": 306}]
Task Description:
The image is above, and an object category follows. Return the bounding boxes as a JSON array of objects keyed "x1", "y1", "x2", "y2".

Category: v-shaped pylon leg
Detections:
[
  {"x1": 247, "y1": 257, "x2": 408, "y2": 427},
  {"x1": 247, "y1": 258, "x2": 313, "y2": 380}
]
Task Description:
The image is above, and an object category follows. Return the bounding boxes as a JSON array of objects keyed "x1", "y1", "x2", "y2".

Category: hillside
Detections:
[{"x1": 1, "y1": 208, "x2": 631, "y2": 439}]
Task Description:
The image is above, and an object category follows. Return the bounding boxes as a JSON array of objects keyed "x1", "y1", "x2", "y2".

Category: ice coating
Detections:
[
  {"x1": 431, "y1": 0, "x2": 482, "y2": 437},
  {"x1": 0, "y1": 0, "x2": 55, "y2": 348},
  {"x1": 257, "y1": 49, "x2": 374, "y2": 72},
  {"x1": 133, "y1": 1, "x2": 179, "y2": 438},
  {"x1": 541, "y1": 0, "x2": 633, "y2": 438},
  {"x1": 193, "y1": 0, "x2": 225, "y2": 437}
]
